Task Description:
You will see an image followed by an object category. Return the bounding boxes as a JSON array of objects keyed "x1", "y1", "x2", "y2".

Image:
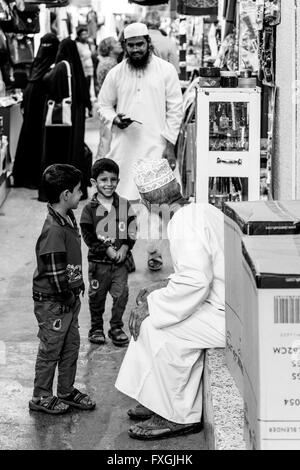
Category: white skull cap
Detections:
[
  {"x1": 134, "y1": 159, "x2": 176, "y2": 194},
  {"x1": 124, "y1": 22, "x2": 149, "y2": 39}
]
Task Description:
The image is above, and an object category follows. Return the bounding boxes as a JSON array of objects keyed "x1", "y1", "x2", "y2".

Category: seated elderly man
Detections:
[{"x1": 115, "y1": 159, "x2": 225, "y2": 440}]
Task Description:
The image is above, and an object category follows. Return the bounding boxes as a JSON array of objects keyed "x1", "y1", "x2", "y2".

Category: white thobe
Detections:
[
  {"x1": 115, "y1": 203, "x2": 225, "y2": 424},
  {"x1": 98, "y1": 55, "x2": 183, "y2": 200}
]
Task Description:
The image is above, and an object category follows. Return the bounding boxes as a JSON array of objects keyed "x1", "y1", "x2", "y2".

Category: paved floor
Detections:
[{"x1": 0, "y1": 118, "x2": 206, "y2": 450}]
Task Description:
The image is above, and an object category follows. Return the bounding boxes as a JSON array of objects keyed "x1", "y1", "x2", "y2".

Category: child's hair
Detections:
[
  {"x1": 91, "y1": 158, "x2": 119, "y2": 180},
  {"x1": 42, "y1": 164, "x2": 82, "y2": 203}
]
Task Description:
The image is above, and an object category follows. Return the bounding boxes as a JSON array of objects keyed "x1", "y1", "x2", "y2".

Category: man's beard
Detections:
[{"x1": 126, "y1": 48, "x2": 152, "y2": 71}]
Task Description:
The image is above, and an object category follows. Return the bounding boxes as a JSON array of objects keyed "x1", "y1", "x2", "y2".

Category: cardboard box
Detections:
[
  {"x1": 242, "y1": 235, "x2": 300, "y2": 450},
  {"x1": 224, "y1": 201, "x2": 300, "y2": 393}
]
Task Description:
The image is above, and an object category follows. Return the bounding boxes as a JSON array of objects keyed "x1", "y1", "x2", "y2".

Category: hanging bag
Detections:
[
  {"x1": 1, "y1": 3, "x2": 40, "y2": 34},
  {"x1": 6, "y1": 33, "x2": 34, "y2": 64},
  {"x1": 45, "y1": 60, "x2": 72, "y2": 127}
]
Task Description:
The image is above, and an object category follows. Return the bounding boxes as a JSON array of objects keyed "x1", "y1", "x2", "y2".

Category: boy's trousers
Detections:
[
  {"x1": 88, "y1": 262, "x2": 128, "y2": 334},
  {"x1": 33, "y1": 298, "x2": 81, "y2": 398}
]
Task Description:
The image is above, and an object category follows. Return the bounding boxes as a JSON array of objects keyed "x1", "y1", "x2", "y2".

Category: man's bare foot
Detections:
[{"x1": 128, "y1": 414, "x2": 202, "y2": 440}]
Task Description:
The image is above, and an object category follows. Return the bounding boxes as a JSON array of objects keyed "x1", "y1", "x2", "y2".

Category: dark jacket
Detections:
[{"x1": 80, "y1": 192, "x2": 136, "y2": 271}]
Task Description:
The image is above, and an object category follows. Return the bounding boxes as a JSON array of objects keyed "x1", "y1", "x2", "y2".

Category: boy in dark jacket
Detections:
[
  {"x1": 30, "y1": 164, "x2": 96, "y2": 414},
  {"x1": 80, "y1": 158, "x2": 136, "y2": 346}
]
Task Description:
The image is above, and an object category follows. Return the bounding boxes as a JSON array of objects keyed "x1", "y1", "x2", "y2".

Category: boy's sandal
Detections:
[
  {"x1": 59, "y1": 388, "x2": 96, "y2": 410},
  {"x1": 127, "y1": 404, "x2": 154, "y2": 421},
  {"x1": 128, "y1": 414, "x2": 203, "y2": 440},
  {"x1": 89, "y1": 330, "x2": 106, "y2": 344},
  {"x1": 108, "y1": 328, "x2": 129, "y2": 345},
  {"x1": 147, "y1": 256, "x2": 163, "y2": 271},
  {"x1": 29, "y1": 396, "x2": 69, "y2": 415}
]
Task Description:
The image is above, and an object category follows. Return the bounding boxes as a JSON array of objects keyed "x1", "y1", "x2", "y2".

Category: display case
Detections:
[{"x1": 195, "y1": 87, "x2": 261, "y2": 206}]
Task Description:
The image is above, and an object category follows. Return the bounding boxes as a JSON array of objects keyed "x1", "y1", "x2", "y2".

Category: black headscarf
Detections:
[
  {"x1": 29, "y1": 33, "x2": 59, "y2": 83},
  {"x1": 55, "y1": 38, "x2": 91, "y2": 108}
]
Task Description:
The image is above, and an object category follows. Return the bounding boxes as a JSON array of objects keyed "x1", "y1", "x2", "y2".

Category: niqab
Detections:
[{"x1": 29, "y1": 33, "x2": 59, "y2": 83}]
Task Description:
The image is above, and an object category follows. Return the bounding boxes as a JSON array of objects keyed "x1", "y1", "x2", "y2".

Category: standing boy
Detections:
[
  {"x1": 80, "y1": 159, "x2": 136, "y2": 346},
  {"x1": 30, "y1": 164, "x2": 96, "y2": 414}
]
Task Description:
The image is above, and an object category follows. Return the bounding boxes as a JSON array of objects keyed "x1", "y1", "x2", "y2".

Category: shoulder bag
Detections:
[{"x1": 45, "y1": 60, "x2": 72, "y2": 127}]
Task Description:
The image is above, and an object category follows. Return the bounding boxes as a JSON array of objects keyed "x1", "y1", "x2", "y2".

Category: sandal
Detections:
[
  {"x1": 59, "y1": 388, "x2": 96, "y2": 410},
  {"x1": 127, "y1": 403, "x2": 154, "y2": 421},
  {"x1": 128, "y1": 414, "x2": 203, "y2": 440},
  {"x1": 89, "y1": 330, "x2": 106, "y2": 345},
  {"x1": 29, "y1": 396, "x2": 70, "y2": 415},
  {"x1": 108, "y1": 328, "x2": 129, "y2": 346},
  {"x1": 147, "y1": 256, "x2": 163, "y2": 271}
]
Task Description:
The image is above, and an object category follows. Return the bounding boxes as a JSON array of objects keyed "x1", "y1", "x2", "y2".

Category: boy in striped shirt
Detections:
[{"x1": 30, "y1": 164, "x2": 96, "y2": 414}]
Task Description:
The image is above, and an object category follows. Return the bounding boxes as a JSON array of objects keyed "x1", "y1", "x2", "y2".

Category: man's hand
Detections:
[
  {"x1": 115, "y1": 244, "x2": 128, "y2": 263},
  {"x1": 113, "y1": 113, "x2": 133, "y2": 129},
  {"x1": 106, "y1": 246, "x2": 117, "y2": 260},
  {"x1": 129, "y1": 304, "x2": 149, "y2": 341},
  {"x1": 162, "y1": 140, "x2": 176, "y2": 170},
  {"x1": 136, "y1": 279, "x2": 169, "y2": 305}
]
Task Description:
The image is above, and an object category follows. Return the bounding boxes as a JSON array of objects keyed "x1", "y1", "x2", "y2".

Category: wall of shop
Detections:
[{"x1": 274, "y1": 0, "x2": 300, "y2": 200}]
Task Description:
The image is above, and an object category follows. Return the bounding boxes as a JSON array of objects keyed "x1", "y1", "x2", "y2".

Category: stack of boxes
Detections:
[
  {"x1": 242, "y1": 236, "x2": 300, "y2": 450},
  {"x1": 224, "y1": 200, "x2": 300, "y2": 449}
]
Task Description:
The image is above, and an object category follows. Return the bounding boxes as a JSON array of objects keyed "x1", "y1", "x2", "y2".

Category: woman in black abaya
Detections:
[
  {"x1": 38, "y1": 38, "x2": 92, "y2": 201},
  {"x1": 13, "y1": 34, "x2": 59, "y2": 189}
]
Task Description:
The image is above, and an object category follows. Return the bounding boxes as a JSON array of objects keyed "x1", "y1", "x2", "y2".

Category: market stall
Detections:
[
  {"x1": 0, "y1": 0, "x2": 43, "y2": 205},
  {"x1": 0, "y1": 0, "x2": 69, "y2": 205},
  {"x1": 175, "y1": 0, "x2": 280, "y2": 207}
]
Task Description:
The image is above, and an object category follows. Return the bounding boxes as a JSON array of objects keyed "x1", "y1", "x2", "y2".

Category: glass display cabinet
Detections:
[{"x1": 195, "y1": 87, "x2": 261, "y2": 207}]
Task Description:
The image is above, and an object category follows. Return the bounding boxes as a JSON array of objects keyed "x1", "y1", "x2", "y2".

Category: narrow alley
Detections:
[{"x1": 0, "y1": 118, "x2": 206, "y2": 451}]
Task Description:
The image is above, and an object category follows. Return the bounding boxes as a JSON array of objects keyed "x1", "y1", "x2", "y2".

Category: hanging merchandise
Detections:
[
  {"x1": 11, "y1": 3, "x2": 40, "y2": 34},
  {"x1": 238, "y1": 0, "x2": 259, "y2": 72},
  {"x1": 0, "y1": 0, "x2": 11, "y2": 22},
  {"x1": 258, "y1": 26, "x2": 275, "y2": 86},
  {"x1": 256, "y1": 0, "x2": 265, "y2": 30},
  {"x1": 257, "y1": 1, "x2": 280, "y2": 86},
  {"x1": 214, "y1": 32, "x2": 238, "y2": 71},
  {"x1": 264, "y1": 0, "x2": 281, "y2": 27},
  {"x1": 6, "y1": 33, "x2": 34, "y2": 64},
  {"x1": 223, "y1": 0, "x2": 237, "y2": 37},
  {"x1": 1, "y1": 3, "x2": 40, "y2": 34},
  {"x1": 177, "y1": 0, "x2": 218, "y2": 16}
]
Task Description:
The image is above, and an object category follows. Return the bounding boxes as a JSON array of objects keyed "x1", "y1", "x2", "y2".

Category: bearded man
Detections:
[
  {"x1": 115, "y1": 159, "x2": 226, "y2": 440},
  {"x1": 98, "y1": 22, "x2": 183, "y2": 271}
]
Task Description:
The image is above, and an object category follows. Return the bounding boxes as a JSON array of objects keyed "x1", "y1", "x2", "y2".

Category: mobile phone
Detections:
[
  {"x1": 121, "y1": 115, "x2": 142, "y2": 125},
  {"x1": 130, "y1": 119, "x2": 142, "y2": 125}
]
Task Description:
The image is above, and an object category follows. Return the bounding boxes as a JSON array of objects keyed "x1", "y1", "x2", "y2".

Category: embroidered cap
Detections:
[
  {"x1": 124, "y1": 22, "x2": 149, "y2": 40},
  {"x1": 134, "y1": 159, "x2": 176, "y2": 194}
]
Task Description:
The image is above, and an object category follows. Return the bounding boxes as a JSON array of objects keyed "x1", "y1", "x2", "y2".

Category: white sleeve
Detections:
[
  {"x1": 147, "y1": 210, "x2": 213, "y2": 329},
  {"x1": 161, "y1": 64, "x2": 183, "y2": 145},
  {"x1": 97, "y1": 69, "x2": 118, "y2": 130}
]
